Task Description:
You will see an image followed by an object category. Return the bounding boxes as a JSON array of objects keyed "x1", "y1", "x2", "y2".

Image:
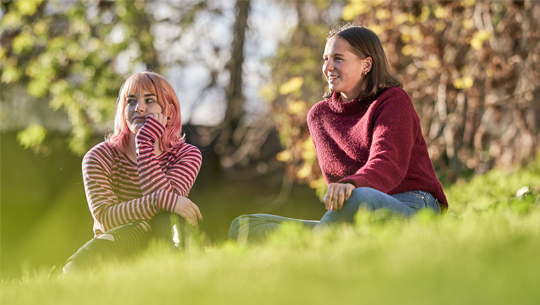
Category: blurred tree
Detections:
[
  {"x1": 0, "y1": 0, "x2": 284, "y2": 178},
  {"x1": 0, "y1": 0, "x2": 162, "y2": 154},
  {"x1": 0, "y1": 0, "x2": 254, "y2": 161},
  {"x1": 262, "y1": 0, "x2": 341, "y2": 199},
  {"x1": 4, "y1": 0, "x2": 537, "y2": 187},
  {"x1": 268, "y1": 0, "x2": 540, "y2": 194}
]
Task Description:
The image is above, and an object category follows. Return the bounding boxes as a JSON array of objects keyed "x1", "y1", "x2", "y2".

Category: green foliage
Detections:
[
  {"x1": 1, "y1": 0, "x2": 156, "y2": 155},
  {"x1": 446, "y1": 153, "x2": 540, "y2": 213},
  {"x1": 16, "y1": 123, "x2": 47, "y2": 150}
]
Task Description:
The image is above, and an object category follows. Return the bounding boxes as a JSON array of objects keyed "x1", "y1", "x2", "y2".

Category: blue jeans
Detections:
[{"x1": 229, "y1": 187, "x2": 440, "y2": 242}]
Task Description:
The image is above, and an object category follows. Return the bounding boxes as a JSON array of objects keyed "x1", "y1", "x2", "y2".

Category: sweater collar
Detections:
[{"x1": 327, "y1": 92, "x2": 370, "y2": 114}]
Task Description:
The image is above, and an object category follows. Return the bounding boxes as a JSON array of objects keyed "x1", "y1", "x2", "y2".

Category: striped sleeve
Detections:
[
  {"x1": 82, "y1": 143, "x2": 178, "y2": 234},
  {"x1": 136, "y1": 117, "x2": 203, "y2": 197}
]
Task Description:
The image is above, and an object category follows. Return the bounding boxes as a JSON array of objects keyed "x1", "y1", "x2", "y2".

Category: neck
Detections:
[
  {"x1": 339, "y1": 93, "x2": 356, "y2": 103},
  {"x1": 124, "y1": 132, "x2": 163, "y2": 162}
]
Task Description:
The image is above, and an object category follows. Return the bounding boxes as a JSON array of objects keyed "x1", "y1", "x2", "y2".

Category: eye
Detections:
[
  {"x1": 145, "y1": 98, "x2": 156, "y2": 103},
  {"x1": 127, "y1": 98, "x2": 136, "y2": 105},
  {"x1": 335, "y1": 56, "x2": 343, "y2": 61}
]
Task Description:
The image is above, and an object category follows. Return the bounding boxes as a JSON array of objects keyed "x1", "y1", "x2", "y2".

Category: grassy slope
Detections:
[{"x1": 3, "y1": 158, "x2": 540, "y2": 305}]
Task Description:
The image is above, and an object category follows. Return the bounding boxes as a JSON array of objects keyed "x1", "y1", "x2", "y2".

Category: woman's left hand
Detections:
[
  {"x1": 323, "y1": 183, "x2": 355, "y2": 212},
  {"x1": 146, "y1": 113, "x2": 168, "y2": 127}
]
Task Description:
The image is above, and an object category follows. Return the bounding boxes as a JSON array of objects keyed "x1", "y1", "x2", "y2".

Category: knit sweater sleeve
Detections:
[
  {"x1": 135, "y1": 116, "x2": 203, "y2": 197},
  {"x1": 339, "y1": 90, "x2": 416, "y2": 192},
  {"x1": 82, "y1": 144, "x2": 178, "y2": 234}
]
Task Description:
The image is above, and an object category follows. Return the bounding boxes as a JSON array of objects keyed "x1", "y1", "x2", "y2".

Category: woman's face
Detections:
[
  {"x1": 124, "y1": 89, "x2": 163, "y2": 134},
  {"x1": 322, "y1": 37, "x2": 370, "y2": 101}
]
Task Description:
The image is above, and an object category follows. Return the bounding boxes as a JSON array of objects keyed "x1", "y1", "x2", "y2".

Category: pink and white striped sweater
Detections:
[{"x1": 82, "y1": 117, "x2": 202, "y2": 236}]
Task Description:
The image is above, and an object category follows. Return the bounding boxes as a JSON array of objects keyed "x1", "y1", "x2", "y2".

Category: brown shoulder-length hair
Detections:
[
  {"x1": 323, "y1": 23, "x2": 402, "y2": 100},
  {"x1": 106, "y1": 72, "x2": 184, "y2": 152}
]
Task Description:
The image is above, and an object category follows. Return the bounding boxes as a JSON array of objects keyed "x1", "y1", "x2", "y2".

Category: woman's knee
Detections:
[
  {"x1": 229, "y1": 215, "x2": 252, "y2": 240},
  {"x1": 151, "y1": 212, "x2": 184, "y2": 230},
  {"x1": 228, "y1": 214, "x2": 273, "y2": 240},
  {"x1": 344, "y1": 187, "x2": 379, "y2": 209},
  {"x1": 63, "y1": 237, "x2": 115, "y2": 273},
  {"x1": 349, "y1": 187, "x2": 379, "y2": 199}
]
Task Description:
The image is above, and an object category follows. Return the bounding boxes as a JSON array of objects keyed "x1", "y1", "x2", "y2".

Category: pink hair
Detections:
[{"x1": 106, "y1": 72, "x2": 184, "y2": 152}]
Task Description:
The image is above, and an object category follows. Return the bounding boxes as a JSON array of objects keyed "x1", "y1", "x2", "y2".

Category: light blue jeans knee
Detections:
[
  {"x1": 229, "y1": 214, "x2": 318, "y2": 242},
  {"x1": 317, "y1": 187, "x2": 440, "y2": 227}
]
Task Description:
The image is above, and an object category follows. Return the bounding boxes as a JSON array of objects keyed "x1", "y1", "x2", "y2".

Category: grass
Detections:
[{"x1": 3, "y1": 157, "x2": 540, "y2": 305}]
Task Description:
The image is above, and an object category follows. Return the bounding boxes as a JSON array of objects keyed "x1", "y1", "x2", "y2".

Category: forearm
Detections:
[
  {"x1": 136, "y1": 117, "x2": 202, "y2": 197},
  {"x1": 90, "y1": 189, "x2": 178, "y2": 233}
]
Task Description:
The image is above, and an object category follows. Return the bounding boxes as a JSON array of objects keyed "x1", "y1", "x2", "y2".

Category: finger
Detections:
[
  {"x1": 191, "y1": 202, "x2": 203, "y2": 220},
  {"x1": 325, "y1": 185, "x2": 334, "y2": 211},
  {"x1": 337, "y1": 187, "x2": 345, "y2": 211},
  {"x1": 345, "y1": 184, "x2": 354, "y2": 199},
  {"x1": 178, "y1": 201, "x2": 197, "y2": 226},
  {"x1": 187, "y1": 202, "x2": 201, "y2": 225},
  {"x1": 185, "y1": 205, "x2": 198, "y2": 226},
  {"x1": 332, "y1": 186, "x2": 341, "y2": 212},
  {"x1": 157, "y1": 113, "x2": 167, "y2": 126},
  {"x1": 179, "y1": 211, "x2": 195, "y2": 226},
  {"x1": 147, "y1": 113, "x2": 166, "y2": 126}
]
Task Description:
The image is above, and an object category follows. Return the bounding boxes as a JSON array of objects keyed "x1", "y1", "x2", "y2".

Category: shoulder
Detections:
[
  {"x1": 307, "y1": 99, "x2": 331, "y2": 122},
  {"x1": 169, "y1": 142, "x2": 203, "y2": 161},
  {"x1": 371, "y1": 87, "x2": 414, "y2": 112},
  {"x1": 83, "y1": 142, "x2": 117, "y2": 167},
  {"x1": 376, "y1": 87, "x2": 411, "y2": 103},
  {"x1": 371, "y1": 87, "x2": 419, "y2": 126}
]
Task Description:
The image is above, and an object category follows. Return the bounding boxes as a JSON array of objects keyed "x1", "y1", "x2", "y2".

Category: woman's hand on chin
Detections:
[
  {"x1": 147, "y1": 113, "x2": 168, "y2": 127},
  {"x1": 323, "y1": 183, "x2": 355, "y2": 212},
  {"x1": 173, "y1": 196, "x2": 203, "y2": 226}
]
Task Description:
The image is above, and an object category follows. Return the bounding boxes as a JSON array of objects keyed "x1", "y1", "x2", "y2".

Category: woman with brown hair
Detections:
[
  {"x1": 64, "y1": 72, "x2": 202, "y2": 272},
  {"x1": 229, "y1": 24, "x2": 448, "y2": 242}
]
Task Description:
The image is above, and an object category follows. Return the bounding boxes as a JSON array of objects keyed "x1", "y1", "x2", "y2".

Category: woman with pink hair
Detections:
[{"x1": 64, "y1": 72, "x2": 202, "y2": 272}]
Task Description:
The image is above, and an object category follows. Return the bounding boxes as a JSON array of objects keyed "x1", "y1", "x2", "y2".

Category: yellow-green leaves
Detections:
[
  {"x1": 259, "y1": 84, "x2": 277, "y2": 102},
  {"x1": 471, "y1": 30, "x2": 490, "y2": 50},
  {"x1": 12, "y1": 33, "x2": 35, "y2": 54},
  {"x1": 17, "y1": 124, "x2": 47, "y2": 149},
  {"x1": 279, "y1": 76, "x2": 304, "y2": 96},
  {"x1": 453, "y1": 76, "x2": 474, "y2": 90},
  {"x1": 342, "y1": 1, "x2": 369, "y2": 21},
  {"x1": 1, "y1": 65, "x2": 22, "y2": 84}
]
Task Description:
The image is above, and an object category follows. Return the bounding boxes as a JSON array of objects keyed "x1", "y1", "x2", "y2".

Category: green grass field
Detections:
[{"x1": 3, "y1": 157, "x2": 540, "y2": 305}]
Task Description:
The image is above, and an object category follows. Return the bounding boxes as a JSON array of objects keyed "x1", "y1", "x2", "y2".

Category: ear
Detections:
[{"x1": 364, "y1": 56, "x2": 373, "y2": 74}]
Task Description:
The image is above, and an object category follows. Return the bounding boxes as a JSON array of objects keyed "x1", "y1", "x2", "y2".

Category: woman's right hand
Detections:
[
  {"x1": 323, "y1": 183, "x2": 355, "y2": 212},
  {"x1": 173, "y1": 196, "x2": 203, "y2": 226}
]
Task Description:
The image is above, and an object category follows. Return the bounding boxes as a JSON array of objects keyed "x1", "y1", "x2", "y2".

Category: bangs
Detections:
[{"x1": 122, "y1": 73, "x2": 158, "y2": 98}]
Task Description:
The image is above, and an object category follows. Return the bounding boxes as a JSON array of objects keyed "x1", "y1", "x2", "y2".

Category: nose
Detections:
[
  {"x1": 324, "y1": 60, "x2": 334, "y2": 74},
  {"x1": 134, "y1": 100, "x2": 145, "y2": 113}
]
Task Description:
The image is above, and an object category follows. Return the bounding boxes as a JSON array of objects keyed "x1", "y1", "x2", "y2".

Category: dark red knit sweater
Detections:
[{"x1": 307, "y1": 87, "x2": 448, "y2": 207}]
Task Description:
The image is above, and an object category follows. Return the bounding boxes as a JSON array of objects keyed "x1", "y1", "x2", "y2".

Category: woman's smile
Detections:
[{"x1": 322, "y1": 36, "x2": 371, "y2": 102}]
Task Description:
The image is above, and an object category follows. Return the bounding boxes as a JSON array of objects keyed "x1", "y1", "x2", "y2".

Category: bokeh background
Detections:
[{"x1": 1, "y1": 0, "x2": 539, "y2": 279}]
